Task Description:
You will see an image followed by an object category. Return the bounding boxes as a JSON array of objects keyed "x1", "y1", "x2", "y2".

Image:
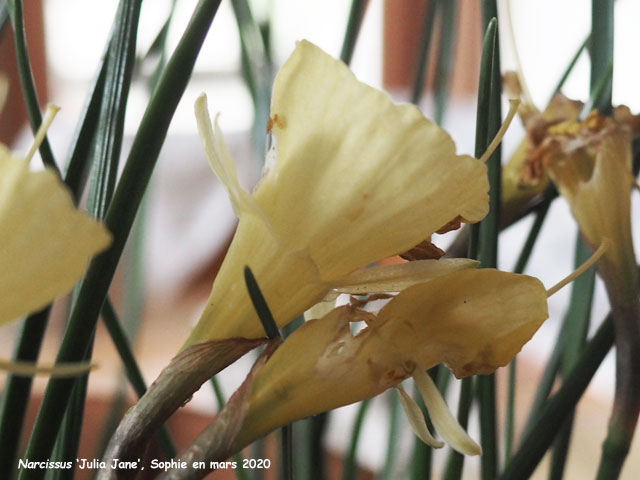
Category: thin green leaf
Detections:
[
  {"x1": 243, "y1": 267, "x2": 293, "y2": 480},
  {"x1": 0, "y1": 307, "x2": 49, "y2": 478},
  {"x1": 443, "y1": 377, "x2": 474, "y2": 480},
  {"x1": 580, "y1": 62, "x2": 613, "y2": 119},
  {"x1": 19, "y1": 1, "x2": 224, "y2": 473},
  {"x1": 590, "y1": 0, "x2": 613, "y2": 114},
  {"x1": 231, "y1": 0, "x2": 271, "y2": 161},
  {"x1": 341, "y1": 399, "x2": 371, "y2": 480},
  {"x1": 410, "y1": 0, "x2": 439, "y2": 105},
  {"x1": 101, "y1": 298, "x2": 177, "y2": 457},
  {"x1": 477, "y1": 6, "x2": 502, "y2": 477},
  {"x1": 340, "y1": 0, "x2": 368, "y2": 65},
  {"x1": 504, "y1": 198, "x2": 553, "y2": 462},
  {"x1": 549, "y1": 238, "x2": 596, "y2": 479},
  {"x1": 0, "y1": 3, "x2": 8, "y2": 37},
  {"x1": 63, "y1": 53, "x2": 109, "y2": 202},
  {"x1": 381, "y1": 392, "x2": 401, "y2": 480},
  {"x1": 409, "y1": 367, "x2": 443, "y2": 480},
  {"x1": 551, "y1": 35, "x2": 590, "y2": 98},
  {"x1": 6, "y1": 0, "x2": 58, "y2": 172},
  {"x1": 308, "y1": 413, "x2": 329, "y2": 480},
  {"x1": 433, "y1": 0, "x2": 457, "y2": 125},
  {"x1": 49, "y1": 0, "x2": 143, "y2": 465},
  {"x1": 87, "y1": 0, "x2": 141, "y2": 219},
  {"x1": 498, "y1": 314, "x2": 614, "y2": 480},
  {"x1": 244, "y1": 266, "x2": 279, "y2": 339},
  {"x1": 521, "y1": 321, "x2": 567, "y2": 438},
  {"x1": 0, "y1": 22, "x2": 113, "y2": 474},
  {"x1": 409, "y1": 393, "x2": 432, "y2": 480}
]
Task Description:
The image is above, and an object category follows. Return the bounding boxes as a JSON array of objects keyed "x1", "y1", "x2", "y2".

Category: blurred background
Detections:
[{"x1": 1, "y1": 1, "x2": 640, "y2": 478}]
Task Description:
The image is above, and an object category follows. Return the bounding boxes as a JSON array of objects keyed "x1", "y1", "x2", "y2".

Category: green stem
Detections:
[{"x1": 19, "y1": 2, "x2": 224, "y2": 474}]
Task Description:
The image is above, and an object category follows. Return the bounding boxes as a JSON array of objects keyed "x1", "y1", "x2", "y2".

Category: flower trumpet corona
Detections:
[
  {"x1": 187, "y1": 40, "x2": 488, "y2": 345},
  {"x1": 164, "y1": 269, "x2": 549, "y2": 477}
]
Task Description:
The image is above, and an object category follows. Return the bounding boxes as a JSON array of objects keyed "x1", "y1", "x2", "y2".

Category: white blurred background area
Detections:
[{"x1": 4, "y1": 0, "x2": 639, "y2": 477}]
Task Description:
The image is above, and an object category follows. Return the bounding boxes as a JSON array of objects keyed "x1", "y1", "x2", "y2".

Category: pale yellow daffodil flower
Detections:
[
  {"x1": 0, "y1": 103, "x2": 111, "y2": 374},
  {"x1": 519, "y1": 104, "x2": 640, "y2": 477},
  {"x1": 168, "y1": 269, "x2": 549, "y2": 470},
  {"x1": 102, "y1": 40, "x2": 503, "y2": 466},
  {"x1": 186, "y1": 40, "x2": 489, "y2": 346}
]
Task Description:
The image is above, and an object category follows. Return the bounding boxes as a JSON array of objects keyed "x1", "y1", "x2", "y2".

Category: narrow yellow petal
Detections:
[
  {"x1": 194, "y1": 94, "x2": 260, "y2": 220},
  {"x1": 396, "y1": 385, "x2": 444, "y2": 449},
  {"x1": 0, "y1": 154, "x2": 111, "y2": 324},
  {"x1": 413, "y1": 369, "x2": 481, "y2": 455},
  {"x1": 334, "y1": 258, "x2": 478, "y2": 294}
]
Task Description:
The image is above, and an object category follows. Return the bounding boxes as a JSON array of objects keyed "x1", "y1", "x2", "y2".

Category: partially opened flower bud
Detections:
[{"x1": 534, "y1": 111, "x2": 637, "y2": 272}]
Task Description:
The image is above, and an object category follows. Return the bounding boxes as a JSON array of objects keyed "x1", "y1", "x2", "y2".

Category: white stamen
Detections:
[
  {"x1": 396, "y1": 385, "x2": 444, "y2": 449},
  {"x1": 480, "y1": 99, "x2": 520, "y2": 164},
  {"x1": 546, "y1": 239, "x2": 610, "y2": 297},
  {"x1": 413, "y1": 368, "x2": 482, "y2": 456},
  {"x1": 499, "y1": 0, "x2": 536, "y2": 109},
  {"x1": 25, "y1": 104, "x2": 60, "y2": 165}
]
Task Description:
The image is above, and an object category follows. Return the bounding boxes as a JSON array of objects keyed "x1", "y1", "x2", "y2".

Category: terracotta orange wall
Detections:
[
  {"x1": 0, "y1": 0, "x2": 48, "y2": 145},
  {"x1": 383, "y1": 0, "x2": 481, "y2": 97}
]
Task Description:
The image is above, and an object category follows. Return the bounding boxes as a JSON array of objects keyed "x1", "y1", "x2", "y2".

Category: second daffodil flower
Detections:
[{"x1": 162, "y1": 269, "x2": 549, "y2": 476}]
